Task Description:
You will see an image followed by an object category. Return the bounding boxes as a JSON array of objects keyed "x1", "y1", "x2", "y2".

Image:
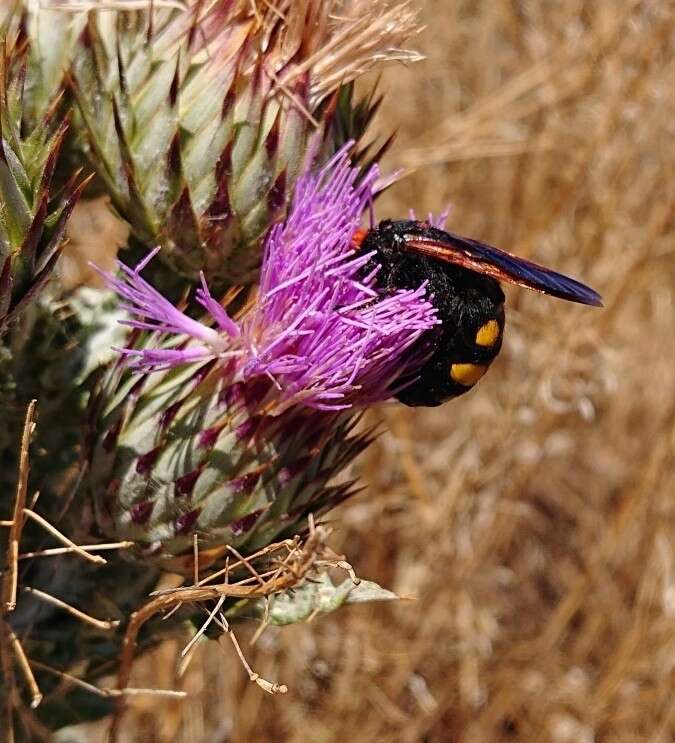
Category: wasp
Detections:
[{"x1": 353, "y1": 219, "x2": 602, "y2": 407}]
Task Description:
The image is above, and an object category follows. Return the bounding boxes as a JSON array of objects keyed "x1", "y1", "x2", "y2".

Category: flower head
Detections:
[{"x1": 97, "y1": 145, "x2": 439, "y2": 412}]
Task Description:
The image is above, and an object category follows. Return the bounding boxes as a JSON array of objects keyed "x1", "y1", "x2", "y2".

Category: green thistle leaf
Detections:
[{"x1": 263, "y1": 574, "x2": 400, "y2": 627}]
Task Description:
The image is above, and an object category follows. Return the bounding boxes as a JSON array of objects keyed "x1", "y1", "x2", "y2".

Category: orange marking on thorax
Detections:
[{"x1": 351, "y1": 228, "x2": 369, "y2": 250}]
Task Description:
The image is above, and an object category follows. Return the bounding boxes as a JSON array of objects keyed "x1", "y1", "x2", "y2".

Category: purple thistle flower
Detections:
[{"x1": 97, "y1": 145, "x2": 440, "y2": 412}]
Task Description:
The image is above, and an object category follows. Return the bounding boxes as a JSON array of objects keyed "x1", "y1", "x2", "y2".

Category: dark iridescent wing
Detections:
[{"x1": 403, "y1": 230, "x2": 603, "y2": 307}]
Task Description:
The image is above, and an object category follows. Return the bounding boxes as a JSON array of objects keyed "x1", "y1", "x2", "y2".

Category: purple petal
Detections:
[
  {"x1": 195, "y1": 272, "x2": 240, "y2": 338},
  {"x1": 92, "y1": 250, "x2": 238, "y2": 372}
]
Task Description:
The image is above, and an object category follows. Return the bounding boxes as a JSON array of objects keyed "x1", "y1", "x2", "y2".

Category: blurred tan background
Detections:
[{"x1": 91, "y1": 1, "x2": 674, "y2": 741}]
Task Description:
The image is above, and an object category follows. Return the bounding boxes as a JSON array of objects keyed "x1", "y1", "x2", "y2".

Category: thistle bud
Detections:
[
  {"x1": 0, "y1": 30, "x2": 86, "y2": 334},
  {"x1": 34, "y1": 0, "x2": 422, "y2": 289}
]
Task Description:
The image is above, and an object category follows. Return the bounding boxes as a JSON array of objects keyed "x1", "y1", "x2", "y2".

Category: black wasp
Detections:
[{"x1": 353, "y1": 220, "x2": 602, "y2": 407}]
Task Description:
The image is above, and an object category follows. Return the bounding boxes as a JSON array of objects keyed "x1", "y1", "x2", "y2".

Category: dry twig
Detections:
[
  {"x1": 1, "y1": 402, "x2": 37, "y2": 739},
  {"x1": 2, "y1": 401, "x2": 36, "y2": 613},
  {"x1": 21, "y1": 509, "x2": 107, "y2": 565},
  {"x1": 18, "y1": 541, "x2": 134, "y2": 560},
  {"x1": 22, "y1": 587, "x2": 120, "y2": 632},
  {"x1": 109, "y1": 523, "x2": 335, "y2": 741}
]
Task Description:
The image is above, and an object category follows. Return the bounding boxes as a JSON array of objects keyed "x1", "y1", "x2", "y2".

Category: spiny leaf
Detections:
[{"x1": 263, "y1": 573, "x2": 399, "y2": 626}]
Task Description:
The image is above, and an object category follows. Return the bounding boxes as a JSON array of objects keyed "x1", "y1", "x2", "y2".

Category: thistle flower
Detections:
[
  {"x1": 88, "y1": 147, "x2": 438, "y2": 562},
  {"x1": 26, "y1": 0, "x2": 422, "y2": 289}
]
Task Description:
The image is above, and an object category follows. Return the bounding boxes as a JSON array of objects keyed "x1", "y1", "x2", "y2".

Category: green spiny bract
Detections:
[
  {"x1": 88, "y1": 354, "x2": 370, "y2": 570},
  {"x1": 0, "y1": 29, "x2": 87, "y2": 335}
]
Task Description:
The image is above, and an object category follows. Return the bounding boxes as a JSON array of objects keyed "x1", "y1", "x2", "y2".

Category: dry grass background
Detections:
[{"x1": 79, "y1": 1, "x2": 674, "y2": 740}]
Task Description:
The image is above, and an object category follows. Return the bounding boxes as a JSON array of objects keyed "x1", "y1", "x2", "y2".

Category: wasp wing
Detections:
[{"x1": 403, "y1": 231, "x2": 602, "y2": 307}]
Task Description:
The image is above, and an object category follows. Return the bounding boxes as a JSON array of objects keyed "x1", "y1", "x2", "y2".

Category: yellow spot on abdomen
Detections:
[
  {"x1": 450, "y1": 363, "x2": 487, "y2": 386},
  {"x1": 475, "y1": 319, "x2": 500, "y2": 347}
]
